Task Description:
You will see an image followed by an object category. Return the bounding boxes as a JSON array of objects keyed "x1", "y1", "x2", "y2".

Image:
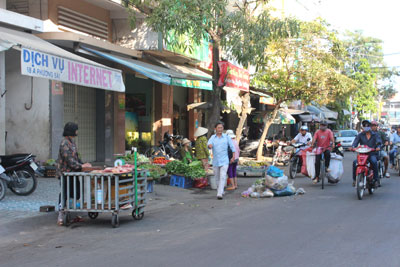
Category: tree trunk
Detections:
[
  {"x1": 235, "y1": 92, "x2": 250, "y2": 140},
  {"x1": 256, "y1": 106, "x2": 280, "y2": 161},
  {"x1": 206, "y1": 42, "x2": 221, "y2": 136}
]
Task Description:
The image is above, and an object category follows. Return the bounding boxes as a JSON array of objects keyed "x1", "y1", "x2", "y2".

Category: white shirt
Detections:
[{"x1": 293, "y1": 132, "x2": 313, "y2": 144}]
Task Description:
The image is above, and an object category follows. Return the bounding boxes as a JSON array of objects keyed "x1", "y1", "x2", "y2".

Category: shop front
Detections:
[{"x1": 0, "y1": 26, "x2": 125, "y2": 163}]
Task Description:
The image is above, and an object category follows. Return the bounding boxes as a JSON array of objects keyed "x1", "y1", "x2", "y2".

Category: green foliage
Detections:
[
  {"x1": 165, "y1": 160, "x2": 205, "y2": 179},
  {"x1": 140, "y1": 163, "x2": 166, "y2": 179},
  {"x1": 165, "y1": 160, "x2": 189, "y2": 175}
]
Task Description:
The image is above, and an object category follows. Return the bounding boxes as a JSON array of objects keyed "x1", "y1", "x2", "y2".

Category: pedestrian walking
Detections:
[
  {"x1": 56, "y1": 122, "x2": 91, "y2": 226},
  {"x1": 208, "y1": 122, "x2": 236, "y2": 199},
  {"x1": 194, "y1": 127, "x2": 210, "y2": 171},
  {"x1": 226, "y1": 130, "x2": 240, "y2": 190}
]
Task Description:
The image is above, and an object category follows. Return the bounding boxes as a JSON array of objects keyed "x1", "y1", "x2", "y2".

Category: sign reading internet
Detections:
[{"x1": 21, "y1": 47, "x2": 125, "y2": 92}]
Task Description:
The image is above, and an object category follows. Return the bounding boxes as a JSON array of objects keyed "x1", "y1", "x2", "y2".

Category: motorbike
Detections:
[
  {"x1": 288, "y1": 142, "x2": 309, "y2": 179},
  {"x1": 0, "y1": 154, "x2": 38, "y2": 197},
  {"x1": 353, "y1": 145, "x2": 377, "y2": 200},
  {"x1": 145, "y1": 132, "x2": 183, "y2": 160},
  {"x1": 0, "y1": 164, "x2": 10, "y2": 201},
  {"x1": 272, "y1": 141, "x2": 292, "y2": 166}
]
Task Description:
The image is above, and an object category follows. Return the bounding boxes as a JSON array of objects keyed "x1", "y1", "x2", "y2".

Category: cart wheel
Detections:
[
  {"x1": 88, "y1": 212, "x2": 99, "y2": 220},
  {"x1": 111, "y1": 214, "x2": 119, "y2": 228},
  {"x1": 63, "y1": 212, "x2": 71, "y2": 227},
  {"x1": 132, "y1": 210, "x2": 144, "y2": 220}
]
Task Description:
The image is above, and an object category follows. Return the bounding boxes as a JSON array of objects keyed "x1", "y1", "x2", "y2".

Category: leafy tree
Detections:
[
  {"x1": 126, "y1": 0, "x2": 298, "y2": 134},
  {"x1": 250, "y1": 20, "x2": 355, "y2": 160}
]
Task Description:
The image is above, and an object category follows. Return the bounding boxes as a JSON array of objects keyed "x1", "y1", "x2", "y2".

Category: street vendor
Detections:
[
  {"x1": 194, "y1": 127, "x2": 210, "y2": 171},
  {"x1": 180, "y1": 138, "x2": 195, "y2": 164},
  {"x1": 56, "y1": 122, "x2": 91, "y2": 226}
]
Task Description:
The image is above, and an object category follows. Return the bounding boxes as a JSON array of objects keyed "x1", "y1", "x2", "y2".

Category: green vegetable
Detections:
[
  {"x1": 123, "y1": 153, "x2": 150, "y2": 164},
  {"x1": 45, "y1": 159, "x2": 56, "y2": 166},
  {"x1": 165, "y1": 160, "x2": 205, "y2": 179},
  {"x1": 140, "y1": 163, "x2": 166, "y2": 179},
  {"x1": 165, "y1": 160, "x2": 189, "y2": 176}
]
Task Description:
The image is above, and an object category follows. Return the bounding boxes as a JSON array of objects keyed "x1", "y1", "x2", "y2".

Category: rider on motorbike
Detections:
[
  {"x1": 351, "y1": 120, "x2": 382, "y2": 187},
  {"x1": 389, "y1": 125, "x2": 400, "y2": 169},
  {"x1": 371, "y1": 121, "x2": 390, "y2": 178},
  {"x1": 310, "y1": 120, "x2": 335, "y2": 184},
  {"x1": 291, "y1": 125, "x2": 312, "y2": 148}
]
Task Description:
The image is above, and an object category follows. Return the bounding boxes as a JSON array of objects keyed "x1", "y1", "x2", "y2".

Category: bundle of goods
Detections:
[
  {"x1": 241, "y1": 178, "x2": 274, "y2": 198},
  {"x1": 326, "y1": 153, "x2": 344, "y2": 183}
]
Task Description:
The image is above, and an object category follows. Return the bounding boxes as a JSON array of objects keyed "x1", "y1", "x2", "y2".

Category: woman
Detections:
[
  {"x1": 226, "y1": 130, "x2": 240, "y2": 190},
  {"x1": 194, "y1": 127, "x2": 209, "y2": 171},
  {"x1": 180, "y1": 138, "x2": 195, "y2": 164},
  {"x1": 57, "y1": 122, "x2": 90, "y2": 226}
]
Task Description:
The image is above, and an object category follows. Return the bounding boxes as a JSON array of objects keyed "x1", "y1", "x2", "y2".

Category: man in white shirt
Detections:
[{"x1": 291, "y1": 125, "x2": 313, "y2": 147}]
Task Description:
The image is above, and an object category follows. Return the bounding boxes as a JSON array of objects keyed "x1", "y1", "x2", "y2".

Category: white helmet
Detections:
[{"x1": 300, "y1": 126, "x2": 308, "y2": 131}]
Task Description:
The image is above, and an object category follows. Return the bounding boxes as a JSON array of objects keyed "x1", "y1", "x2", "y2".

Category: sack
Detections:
[
  {"x1": 301, "y1": 147, "x2": 312, "y2": 176},
  {"x1": 271, "y1": 185, "x2": 295, "y2": 197},
  {"x1": 265, "y1": 175, "x2": 288, "y2": 190},
  {"x1": 261, "y1": 189, "x2": 274, "y2": 198},
  {"x1": 327, "y1": 156, "x2": 344, "y2": 183},
  {"x1": 267, "y1": 165, "x2": 284, "y2": 178},
  {"x1": 306, "y1": 151, "x2": 316, "y2": 179}
]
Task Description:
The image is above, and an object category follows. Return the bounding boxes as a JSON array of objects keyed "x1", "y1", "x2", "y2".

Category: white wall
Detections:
[
  {"x1": 5, "y1": 49, "x2": 50, "y2": 161},
  {"x1": 0, "y1": 0, "x2": 5, "y2": 9},
  {"x1": 0, "y1": 51, "x2": 5, "y2": 154},
  {"x1": 113, "y1": 18, "x2": 159, "y2": 50}
]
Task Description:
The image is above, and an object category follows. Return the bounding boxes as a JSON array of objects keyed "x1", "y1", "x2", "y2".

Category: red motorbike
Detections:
[{"x1": 353, "y1": 145, "x2": 377, "y2": 200}]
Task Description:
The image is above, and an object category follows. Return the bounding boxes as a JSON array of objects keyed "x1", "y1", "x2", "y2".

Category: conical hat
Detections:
[{"x1": 194, "y1": 127, "x2": 208, "y2": 137}]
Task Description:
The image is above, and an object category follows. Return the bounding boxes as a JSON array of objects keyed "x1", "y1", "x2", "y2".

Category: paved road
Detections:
[{"x1": 1, "y1": 152, "x2": 400, "y2": 267}]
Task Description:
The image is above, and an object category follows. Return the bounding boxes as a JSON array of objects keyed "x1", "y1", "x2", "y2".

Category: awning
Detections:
[
  {"x1": 82, "y1": 46, "x2": 213, "y2": 91},
  {"x1": 306, "y1": 105, "x2": 325, "y2": 119},
  {"x1": 187, "y1": 102, "x2": 211, "y2": 111},
  {"x1": 0, "y1": 26, "x2": 125, "y2": 92},
  {"x1": 320, "y1": 106, "x2": 338, "y2": 120},
  {"x1": 252, "y1": 110, "x2": 295, "y2": 124},
  {"x1": 286, "y1": 108, "x2": 307, "y2": 115},
  {"x1": 249, "y1": 90, "x2": 275, "y2": 105},
  {"x1": 299, "y1": 114, "x2": 321, "y2": 122}
]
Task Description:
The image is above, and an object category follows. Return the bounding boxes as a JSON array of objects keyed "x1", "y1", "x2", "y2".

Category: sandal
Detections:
[
  {"x1": 312, "y1": 177, "x2": 319, "y2": 184},
  {"x1": 57, "y1": 212, "x2": 64, "y2": 226}
]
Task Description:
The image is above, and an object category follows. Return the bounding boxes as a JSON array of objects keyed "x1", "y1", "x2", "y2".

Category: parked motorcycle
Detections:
[
  {"x1": 272, "y1": 141, "x2": 291, "y2": 166},
  {"x1": 145, "y1": 132, "x2": 183, "y2": 160},
  {"x1": 0, "y1": 164, "x2": 10, "y2": 201},
  {"x1": 353, "y1": 145, "x2": 377, "y2": 200},
  {"x1": 0, "y1": 154, "x2": 38, "y2": 197}
]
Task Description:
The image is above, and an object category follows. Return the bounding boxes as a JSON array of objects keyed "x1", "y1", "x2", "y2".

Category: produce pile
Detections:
[
  {"x1": 165, "y1": 160, "x2": 206, "y2": 179},
  {"x1": 122, "y1": 153, "x2": 150, "y2": 164},
  {"x1": 91, "y1": 164, "x2": 135, "y2": 174},
  {"x1": 239, "y1": 160, "x2": 269, "y2": 169},
  {"x1": 152, "y1": 157, "x2": 171, "y2": 165},
  {"x1": 140, "y1": 163, "x2": 166, "y2": 179}
]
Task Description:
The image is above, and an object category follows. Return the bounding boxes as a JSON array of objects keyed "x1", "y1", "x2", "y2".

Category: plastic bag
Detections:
[
  {"x1": 271, "y1": 185, "x2": 295, "y2": 197},
  {"x1": 301, "y1": 147, "x2": 313, "y2": 176},
  {"x1": 265, "y1": 175, "x2": 288, "y2": 190},
  {"x1": 327, "y1": 156, "x2": 344, "y2": 183},
  {"x1": 255, "y1": 184, "x2": 265, "y2": 193},
  {"x1": 267, "y1": 165, "x2": 284, "y2": 178},
  {"x1": 261, "y1": 189, "x2": 274, "y2": 198},
  {"x1": 306, "y1": 151, "x2": 316, "y2": 179},
  {"x1": 250, "y1": 192, "x2": 261, "y2": 198}
]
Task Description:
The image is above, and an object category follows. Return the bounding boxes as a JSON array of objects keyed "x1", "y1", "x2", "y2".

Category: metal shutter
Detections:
[{"x1": 63, "y1": 84, "x2": 97, "y2": 162}]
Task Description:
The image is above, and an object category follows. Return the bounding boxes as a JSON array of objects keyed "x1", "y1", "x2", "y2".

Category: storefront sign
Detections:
[
  {"x1": 21, "y1": 48, "x2": 125, "y2": 92},
  {"x1": 51, "y1": 80, "x2": 63, "y2": 95},
  {"x1": 218, "y1": 61, "x2": 249, "y2": 92},
  {"x1": 171, "y1": 78, "x2": 212, "y2": 90},
  {"x1": 260, "y1": 96, "x2": 274, "y2": 105}
]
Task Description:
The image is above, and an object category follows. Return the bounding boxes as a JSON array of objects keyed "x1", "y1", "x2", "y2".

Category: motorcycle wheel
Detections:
[
  {"x1": 320, "y1": 159, "x2": 325, "y2": 190},
  {"x1": 356, "y1": 173, "x2": 365, "y2": 200},
  {"x1": 9, "y1": 167, "x2": 37, "y2": 196},
  {"x1": 289, "y1": 157, "x2": 298, "y2": 179},
  {"x1": 0, "y1": 179, "x2": 6, "y2": 201},
  {"x1": 368, "y1": 185, "x2": 375, "y2": 195}
]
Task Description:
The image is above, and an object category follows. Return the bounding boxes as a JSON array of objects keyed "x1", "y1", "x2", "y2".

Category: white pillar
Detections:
[{"x1": 0, "y1": 51, "x2": 5, "y2": 154}]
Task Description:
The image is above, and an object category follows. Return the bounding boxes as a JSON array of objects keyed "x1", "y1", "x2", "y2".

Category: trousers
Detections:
[
  {"x1": 213, "y1": 165, "x2": 229, "y2": 197},
  {"x1": 315, "y1": 150, "x2": 331, "y2": 178},
  {"x1": 389, "y1": 147, "x2": 398, "y2": 165}
]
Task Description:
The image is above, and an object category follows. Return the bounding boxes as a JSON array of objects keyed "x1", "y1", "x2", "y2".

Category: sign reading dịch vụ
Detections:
[{"x1": 20, "y1": 47, "x2": 125, "y2": 92}]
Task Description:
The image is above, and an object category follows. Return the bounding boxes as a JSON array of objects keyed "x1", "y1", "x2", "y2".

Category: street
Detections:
[{"x1": 1, "y1": 152, "x2": 400, "y2": 267}]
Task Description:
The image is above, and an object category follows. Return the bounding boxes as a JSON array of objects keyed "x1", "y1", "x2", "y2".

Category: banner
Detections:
[
  {"x1": 21, "y1": 47, "x2": 125, "y2": 92},
  {"x1": 218, "y1": 61, "x2": 249, "y2": 92}
]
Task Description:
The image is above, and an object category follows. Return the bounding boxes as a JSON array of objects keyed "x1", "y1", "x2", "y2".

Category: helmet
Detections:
[
  {"x1": 361, "y1": 120, "x2": 371, "y2": 128},
  {"x1": 320, "y1": 120, "x2": 328, "y2": 126},
  {"x1": 300, "y1": 126, "x2": 308, "y2": 131},
  {"x1": 371, "y1": 121, "x2": 378, "y2": 126}
]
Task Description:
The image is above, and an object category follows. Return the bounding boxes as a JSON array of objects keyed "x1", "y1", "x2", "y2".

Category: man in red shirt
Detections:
[{"x1": 311, "y1": 120, "x2": 335, "y2": 184}]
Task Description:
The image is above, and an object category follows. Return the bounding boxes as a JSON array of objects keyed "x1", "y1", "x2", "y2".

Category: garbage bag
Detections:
[
  {"x1": 327, "y1": 156, "x2": 344, "y2": 183},
  {"x1": 267, "y1": 165, "x2": 284, "y2": 178},
  {"x1": 250, "y1": 192, "x2": 261, "y2": 198},
  {"x1": 265, "y1": 175, "x2": 288, "y2": 190},
  {"x1": 301, "y1": 147, "x2": 313, "y2": 176},
  {"x1": 271, "y1": 185, "x2": 295, "y2": 197},
  {"x1": 261, "y1": 189, "x2": 274, "y2": 198},
  {"x1": 306, "y1": 151, "x2": 316, "y2": 179}
]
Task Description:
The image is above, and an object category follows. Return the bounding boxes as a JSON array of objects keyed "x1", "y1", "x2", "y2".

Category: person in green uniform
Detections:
[{"x1": 180, "y1": 138, "x2": 195, "y2": 164}]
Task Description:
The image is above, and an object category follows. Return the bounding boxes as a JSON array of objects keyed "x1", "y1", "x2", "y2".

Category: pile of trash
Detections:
[{"x1": 241, "y1": 166, "x2": 305, "y2": 198}]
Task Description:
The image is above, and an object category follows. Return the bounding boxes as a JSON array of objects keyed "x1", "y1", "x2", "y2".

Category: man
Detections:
[
  {"x1": 389, "y1": 126, "x2": 400, "y2": 168},
  {"x1": 310, "y1": 120, "x2": 334, "y2": 184},
  {"x1": 371, "y1": 121, "x2": 390, "y2": 178},
  {"x1": 291, "y1": 125, "x2": 312, "y2": 147},
  {"x1": 208, "y1": 121, "x2": 236, "y2": 200},
  {"x1": 352, "y1": 120, "x2": 382, "y2": 187}
]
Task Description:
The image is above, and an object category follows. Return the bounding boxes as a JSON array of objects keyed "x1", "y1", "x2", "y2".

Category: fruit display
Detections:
[
  {"x1": 152, "y1": 157, "x2": 171, "y2": 165},
  {"x1": 240, "y1": 161, "x2": 268, "y2": 168}
]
